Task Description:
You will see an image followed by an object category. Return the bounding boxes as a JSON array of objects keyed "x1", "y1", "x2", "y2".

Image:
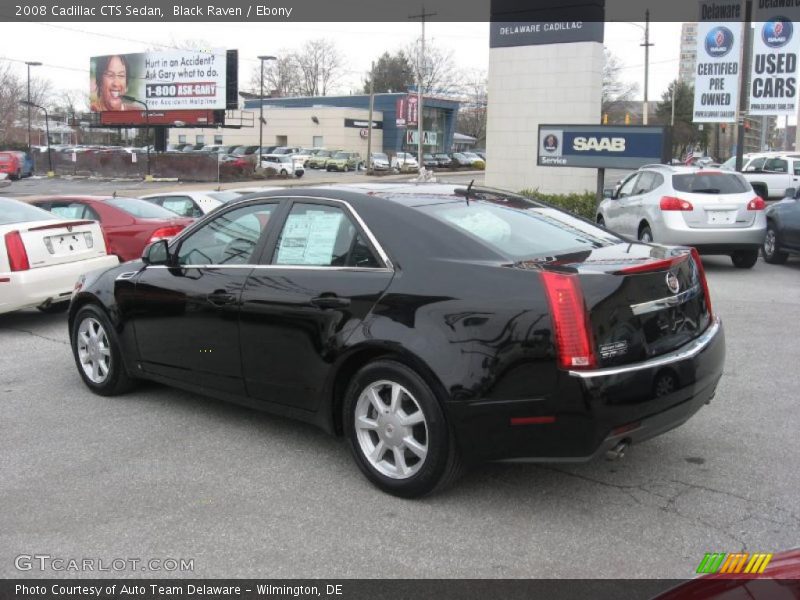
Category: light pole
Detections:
[
  {"x1": 623, "y1": 16, "x2": 653, "y2": 125},
  {"x1": 257, "y1": 55, "x2": 277, "y2": 169},
  {"x1": 25, "y1": 61, "x2": 42, "y2": 165},
  {"x1": 20, "y1": 100, "x2": 51, "y2": 174},
  {"x1": 367, "y1": 61, "x2": 375, "y2": 175},
  {"x1": 122, "y1": 95, "x2": 150, "y2": 176}
]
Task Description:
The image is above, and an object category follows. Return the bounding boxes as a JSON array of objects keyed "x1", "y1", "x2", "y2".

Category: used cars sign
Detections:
[{"x1": 537, "y1": 125, "x2": 669, "y2": 169}]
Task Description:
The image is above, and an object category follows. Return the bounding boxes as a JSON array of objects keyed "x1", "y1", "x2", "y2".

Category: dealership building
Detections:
[{"x1": 169, "y1": 93, "x2": 460, "y2": 155}]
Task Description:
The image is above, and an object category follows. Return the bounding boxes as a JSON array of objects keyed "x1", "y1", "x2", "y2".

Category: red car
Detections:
[
  {"x1": 0, "y1": 151, "x2": 23, "y2": 180},
  {"x1": 29, "y1": 196, "x2": 194, "y2": 262}
]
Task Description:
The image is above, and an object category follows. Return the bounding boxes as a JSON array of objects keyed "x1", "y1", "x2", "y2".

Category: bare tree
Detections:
[
  {"x1": 0, "y1": 61, "x2": 52, "y2": 146},
  {"x1": 295, "y1": 39, "x2": 344, "y2": 96},
  {"x1": 405, "y1": 38, "x2": 459, "y2": 96},
  {"x1": 602, "y1": 48, "x2": 639, "y2": 118},
  {"x1": 455, "y1": 69, "x2": 488, "y2": 144},
  {"x1": 249, "y1": 52, "x2": 302, "y2": 98}
]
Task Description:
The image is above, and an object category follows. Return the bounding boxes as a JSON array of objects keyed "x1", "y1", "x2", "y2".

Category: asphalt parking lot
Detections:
[{"x1": 1, "y1": 237, "x2": 799, "y2": 579}]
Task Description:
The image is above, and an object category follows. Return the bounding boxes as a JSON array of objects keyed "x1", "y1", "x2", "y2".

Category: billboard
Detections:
[
  {"x1": 537, "y1": 125, "x2": 668, "y2": 170},
  {"x1": 693, "y1": 1, "x2": 742, "y2": 123},
  {"x1": 90, "y1": 49, "x2": 228, "y2": 112},
  {"x1": 749, "y1": 6, "x2": 800, "y2": 117}
]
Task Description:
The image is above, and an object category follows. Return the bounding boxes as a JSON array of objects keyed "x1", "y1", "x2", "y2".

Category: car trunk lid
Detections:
[{"x1": 6, "y1": 219, "x2": 108, "y2": 270}]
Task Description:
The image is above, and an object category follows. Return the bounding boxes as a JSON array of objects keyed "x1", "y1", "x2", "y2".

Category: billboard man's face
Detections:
[{"x1": 101, "y1": 56, "x2": 127, "y2": 110}]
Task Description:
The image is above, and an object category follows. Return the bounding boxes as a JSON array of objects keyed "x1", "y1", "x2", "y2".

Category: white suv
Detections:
[{"x1": 598, "y1": 164, "x2": 767, "y2": 268}]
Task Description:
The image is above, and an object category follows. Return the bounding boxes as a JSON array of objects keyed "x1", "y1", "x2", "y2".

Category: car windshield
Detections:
[
  {"x1": 0, "y1": 197, "x2": 58, "y2": 225},
  {"x1": 334, "y1": 153, "x2": 349, "y2": 159},
  {"x1": 372, "y1": 153, "x2": 388, "y2": 161},
  {"x1": 317, "y1": 151, "x2": 332, "y2": 157},
  {"x1": 672, "y1": 173, "x2": 749, "y2": 194},
  {"x1": 419, "y1": 196, "x2": 618, "y2": 261},
  {"x1": 208, "y1": 191, "x2": 243, "y2": 203},
  {"x1": 720, "y1": 157, "x2": 737, "y2": 170},
  {"x1": 105, "y1": 197, "x2": 179, "y2": 218}
]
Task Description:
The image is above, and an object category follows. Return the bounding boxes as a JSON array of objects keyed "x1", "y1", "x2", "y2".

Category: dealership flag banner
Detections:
[
  {"x1": 693, "y1": 0, "x2": 742, "y2": 123},
  {"x1": 90, "y1": 49, "x2": 228, "y2": 112},
  {"x1": 749, "y1": 5, "x2": 800, "y2": 117}
]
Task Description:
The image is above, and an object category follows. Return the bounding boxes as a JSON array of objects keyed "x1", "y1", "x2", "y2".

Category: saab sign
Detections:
[{"x1": 538, "y1": 125, "x2": 669, "y2": 169}]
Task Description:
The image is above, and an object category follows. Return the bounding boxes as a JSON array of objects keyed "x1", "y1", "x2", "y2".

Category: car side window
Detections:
[
  {"x1": 617, "y1": 174, "x2": 640, "y2": 198},
  {"x1": 273, "y1": 203, "x2": 380, "y2": 268},
  {"x1": 50, "y1": 202, "x2": 100, "y2": 221},
  {"x1": 176, "y1": 203, "x2": 277, "y2": 266},
  {"x1": 765, "y1": 158, "x2": 788, "y2": 173},
  {"x1": 161, "y1": 196, "x2": 201, "y2": 218},
  {"x1": 746, "y1": 157, "x2": 766, "y2": 171},
  {"x1": 634, "y1": 172, "x2": 655, "y2": 194}
]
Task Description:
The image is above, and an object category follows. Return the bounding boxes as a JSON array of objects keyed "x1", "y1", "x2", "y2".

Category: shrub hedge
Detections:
[{"x1": 519, "y1": 189, "x2": 599, "y2": 220}]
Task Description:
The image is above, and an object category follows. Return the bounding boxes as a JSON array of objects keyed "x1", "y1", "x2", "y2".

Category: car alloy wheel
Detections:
[
  {"x1": 639, "y1": 226, "x2": 653, "y2": 243},
  {"x1": 344, "y1": 360, "x2": 462, "y2": 497},
  {"x1": 76, "y1": 317, "x2": 112, "y2": 384},
  {"x1": 71, "y1": 304, "x2": 137, "y2": 396},
  {"x1": 354, "y1": 380, "x2": 428, "y2": 479},
  {"x1": 762, "y1": 227, "x2": 789, "y2": 264}
]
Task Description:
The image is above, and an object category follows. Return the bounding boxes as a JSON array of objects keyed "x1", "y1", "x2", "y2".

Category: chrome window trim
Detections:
[
  {"x1": 568, "y1": 317, "x2": 721, "y2": 379},
  {"x1": 630, "y1": 284, "x2": 700, "y2": 316},
  {"x1": 146, "y1": 265, "x2": 392, "y2": 273},
  {"x1": 165, "y1": 194, "x2": 394, "y2": 272}
]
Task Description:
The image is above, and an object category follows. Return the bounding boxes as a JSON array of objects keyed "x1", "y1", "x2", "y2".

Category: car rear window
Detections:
[
  {"x1": 418, "y1": 198, "x2": 619, "y2": 261},
  {"x1": 105, "y1": 197, "x2": 179, "y2": 218},
  {"x1": 0, "y1": 197, "x2": 58, "y2": 225},
  {"x1": 672, "y1": 173, "x2": 749, "y2": 194}
]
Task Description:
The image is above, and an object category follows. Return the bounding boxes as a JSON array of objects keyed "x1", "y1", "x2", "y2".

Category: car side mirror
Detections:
[
  {"x1": 784, "y1": 187, "x2": 796, "y2": 199},
  {"x1": 142, "y1": 239, "x2": 170, "y2": 265},
  {"x1": 603, "y1": 188, "x2": 614, "y2": 199}
]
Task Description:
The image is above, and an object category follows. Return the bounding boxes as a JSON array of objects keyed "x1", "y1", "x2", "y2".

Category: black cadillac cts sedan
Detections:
[{"x1": 68, "y1": 183, "x2": 725, "y2": 497}]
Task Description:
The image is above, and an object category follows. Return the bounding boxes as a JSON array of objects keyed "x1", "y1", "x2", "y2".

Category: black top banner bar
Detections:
[{"x1": 0, "y1": 0, "x2": 794, "y2": 22}]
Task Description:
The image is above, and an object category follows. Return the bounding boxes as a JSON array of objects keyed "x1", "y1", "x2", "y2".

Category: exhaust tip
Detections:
[{"x1": 605, "y1": 440, "x2": 630, "y2": 461}]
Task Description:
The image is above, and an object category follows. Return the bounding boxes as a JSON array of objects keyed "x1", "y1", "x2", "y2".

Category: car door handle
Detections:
[
  {"x1": 310, "y1": 295, "x2": 351, "y2": 309},
  {"x1": 207, "y1": 290, "x2": 237, "y2": 306}
]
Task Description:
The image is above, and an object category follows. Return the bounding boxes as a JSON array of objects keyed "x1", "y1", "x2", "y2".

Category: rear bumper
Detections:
[
  {"x1": 654, "y1": 214, "x2": 766, "y2": 250},
  {"x1": 448, "y1": 317, "x2": 725, "y2": 463},
  {"x1": 0, "y1": 255, "x2": 119, "y2": 314}
]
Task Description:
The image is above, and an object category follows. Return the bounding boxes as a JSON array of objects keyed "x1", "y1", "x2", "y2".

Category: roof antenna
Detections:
[{"x1": 465, "y1": 179, "x2": 474, "y2": 206}]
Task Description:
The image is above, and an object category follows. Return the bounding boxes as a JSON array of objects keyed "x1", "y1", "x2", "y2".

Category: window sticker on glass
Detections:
[{"x1": 276, "y1": 210, "x2": 344, "y2": 265}]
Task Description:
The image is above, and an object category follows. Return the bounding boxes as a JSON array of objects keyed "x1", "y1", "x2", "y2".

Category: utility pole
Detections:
[
  {"x1": 410, "y1": 5, "x2": 436, "y2": 175},
  {"x1": 257, "y1": 55, "x2": 277, "y2": 169},
  {"x1": 641, "y1": 11, "x2": 654, "y2": 125},
  {"x1": 25, "y1": 61, "x2": 42, "y2": 167},
  {"x1": 735, "y1": 3, "x2": 753, "y2": 172},
  {"x1": 367, "y1": 61, "x2": 375, "y2": 175}
]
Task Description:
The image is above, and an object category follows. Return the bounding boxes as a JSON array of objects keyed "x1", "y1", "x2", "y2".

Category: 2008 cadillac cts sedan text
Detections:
[{"x1": 68, "y1": 183, "x2": 725, "y2": 497}]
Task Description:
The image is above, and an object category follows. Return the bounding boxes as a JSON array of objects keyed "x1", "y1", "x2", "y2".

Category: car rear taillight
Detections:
[
  {"x1": 540, "y1": 271, "x2": 597, "y2": 370},
  {"x1": 690, "y1": 247, "x2": 713, "y2": 319},
  {"x1": 148, "y1": 225, "x2": 184, "y2": 243},
  {"x1": 747, "y1": 196, "x2": 766, "y2": 211},
  {"x1": 660, "y1": 196, "x2": 694, "y2": 211},
  {"x1": 4, "y1": 231, "x2": 30, "y2": 271}
]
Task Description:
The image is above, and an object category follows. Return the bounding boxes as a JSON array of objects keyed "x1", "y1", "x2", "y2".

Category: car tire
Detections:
[
  {"x1": 597, "y1": 215, "x2": 605, "y2": 226},
  {"x1": 70, "y1": 304, "x2": 137, "y2": 396},
  {"x1": 326, "y1": 166, "x2": 332, "y2": 172},
  {"x1": 37, "y1": 301, "x2": 70, "y2": 314},
  {"x1": 638, "y1": 224, "x2": 654, "y2": 243},
  {"x1": 343, "y1": 360, "x2": 462, "y2": 498},
  {"x1": 280, "y1": 169, "x2": 288, "y2": 176},
  {"x1": 344, "y1": 165, "x2": 349, "y2": 172},
  {"x1": 762, "y1": 224, "x2": 789, "y2": 264},
  {"x1": 296, "y1": 172, "x2": 304, "y2": 178},
  {"x1": 731, "y1": 249, "x2": 759, "y2": 269}
]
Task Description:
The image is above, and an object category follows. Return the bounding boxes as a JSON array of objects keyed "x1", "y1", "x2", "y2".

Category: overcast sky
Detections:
[{"x1": 1, "y1": 21, "x2": 683, "y2": 105}]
